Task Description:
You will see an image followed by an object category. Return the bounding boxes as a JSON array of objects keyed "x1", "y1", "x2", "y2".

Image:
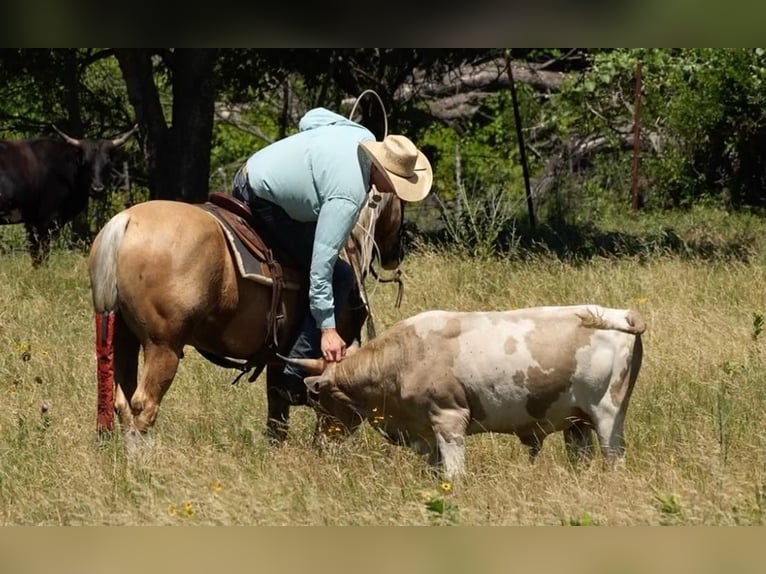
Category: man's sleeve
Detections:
[{"x1": 308, "y1": 197, "x2": 361, "y2": 330}]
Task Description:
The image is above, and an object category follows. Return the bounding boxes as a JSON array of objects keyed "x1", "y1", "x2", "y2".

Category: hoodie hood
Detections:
[{"x1": 299, "y1": 107, "x2": 365, "y2": 132}]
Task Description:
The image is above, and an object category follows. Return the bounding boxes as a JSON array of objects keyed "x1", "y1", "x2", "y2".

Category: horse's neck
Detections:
[{"x1": 349, "y1": 191, "x2": 402, "y2": 283}]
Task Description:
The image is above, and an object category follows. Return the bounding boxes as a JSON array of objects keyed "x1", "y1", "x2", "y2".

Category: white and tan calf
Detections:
[{"x1": 284, "y1": 305, "x2": 645, "y2": 479}]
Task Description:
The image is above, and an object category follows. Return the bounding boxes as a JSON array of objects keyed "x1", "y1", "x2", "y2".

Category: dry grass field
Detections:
[{"x1": 2, "y1": 214, "x2": 766, "y2": 526}]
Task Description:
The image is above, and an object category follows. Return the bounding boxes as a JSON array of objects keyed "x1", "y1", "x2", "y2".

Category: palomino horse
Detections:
[{"x1": 88, "y1": 189, "x2": 404, "y2": 447}]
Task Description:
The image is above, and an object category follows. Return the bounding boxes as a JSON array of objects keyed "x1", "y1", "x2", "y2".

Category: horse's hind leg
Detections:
[
  {"x1": 113, "y1": 314, "x2": 140, "y2": 430},
  {"x1": 129, "y1": 341, "x2": 180, "y2": 436}
]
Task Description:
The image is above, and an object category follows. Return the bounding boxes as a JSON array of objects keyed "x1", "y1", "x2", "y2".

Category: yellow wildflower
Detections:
[
  {"x1": 440, "y1": 482, "x2": 453, "y2": 493},
  {"x1": 419, "y1": 489, "x2": 436, "y2": 502},
  {"x1": 167, "y1": 504, "x2": 177, "y2": 517},
  {"x1": 183, "y1": 501, "x2": 195, "y2": 518},
  {"x1": 210, "y1": 480, "x2": 224, "y2": 493}
]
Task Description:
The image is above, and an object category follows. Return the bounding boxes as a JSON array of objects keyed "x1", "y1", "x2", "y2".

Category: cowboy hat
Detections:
[{"x1": 359, "y1": 135, "x2": 433, "y2": 202}]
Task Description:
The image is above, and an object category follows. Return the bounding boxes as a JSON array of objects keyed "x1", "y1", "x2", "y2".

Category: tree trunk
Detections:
[
  {"x1": 171, "y1": 49, "x2": 219, "y2": 203},
  {"x1": 61, "y1": 49, "x2": 91, "y2": 245},
  {"x1": 114, "y1": 49, "x2": 175, "y2": 200},
  {"x1": 117, "y1": 49, "x2": 218, "y2": 203}
]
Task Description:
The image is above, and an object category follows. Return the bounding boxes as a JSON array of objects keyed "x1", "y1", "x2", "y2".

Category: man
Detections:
[{"x1": 232, "y1": 107, "x2": 432, "y2": 399}]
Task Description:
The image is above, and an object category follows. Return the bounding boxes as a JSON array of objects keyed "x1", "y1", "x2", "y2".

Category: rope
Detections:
[
  {"x1": 346, "y1": 90, "x2": 407, "y2": 333},
  {"x1": 348, "y1": 89, "x2": 388, "y2": 139}
]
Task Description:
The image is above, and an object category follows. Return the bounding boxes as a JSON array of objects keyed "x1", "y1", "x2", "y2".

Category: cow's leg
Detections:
[
  {"x1": 563, "y1": 419, "x2": 596, "y2": 465},
  {"x1": 126, "y1": 341, "x2": 180, "y2": 445},
  {"x1": 430, "y1": 408, "x2": 470, "y2": 480},
  {"x1": 25, "y1": 224, "x2": 49, "y2": 268},
  {"x1": 113, "y1": 315, "x2": 140, "y2": 430}
]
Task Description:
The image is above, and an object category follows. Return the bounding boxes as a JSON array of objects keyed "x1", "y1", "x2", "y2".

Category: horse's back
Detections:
[{"x1": 101, "y1": 200, "x2": 239, "y2": 340}]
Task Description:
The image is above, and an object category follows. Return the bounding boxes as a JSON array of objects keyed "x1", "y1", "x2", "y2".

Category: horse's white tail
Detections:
[
  {"x1": 91, "y1": 211, "x2": 130, "y2": 433},
  {"x1": 90, "y1": 212, "x2": 130, "y2": 312}
]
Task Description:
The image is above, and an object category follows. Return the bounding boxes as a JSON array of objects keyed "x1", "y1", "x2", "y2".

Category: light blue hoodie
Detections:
[{"x1": 244, "y1": 108, "x2": 376, "y2": 330}]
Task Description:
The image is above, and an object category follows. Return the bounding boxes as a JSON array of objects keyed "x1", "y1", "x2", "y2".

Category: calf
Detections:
[{"x1": 283, "y1": 305, "x2": 645, "y2": 479}]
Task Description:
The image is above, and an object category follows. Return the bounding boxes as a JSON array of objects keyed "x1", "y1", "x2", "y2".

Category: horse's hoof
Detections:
[{"x1": 124, "y1": 428, "x2": 153, "y2": 457}]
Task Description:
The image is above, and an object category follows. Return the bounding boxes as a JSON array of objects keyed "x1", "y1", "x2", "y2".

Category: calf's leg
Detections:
[
  {"x1": 430, "y1": 408, "x2": 470, "y2": 480},
  {"x1": 563, "y1": 419, "x2": 596, "y2": 465},
  {"x1": 518, "y1": 433, "x2": 546, "y2": 462},
  {"x1": 592, "y1": 404, "x2": 627, "y2": 462}
]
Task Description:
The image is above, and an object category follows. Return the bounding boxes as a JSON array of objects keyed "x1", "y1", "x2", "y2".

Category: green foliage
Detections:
[
  {"x1": 752, "y1": 311, "x2": 764, "y2": 342},
  {"x1": 563, "y1": 512, "x2": 599, "y2": 526},
  {"x1": 660, "y1": 49, "x2": 766, "y2": 207},
  {"x1": 423, "y1": 482, "x2": 459, "y2": 524},
  {"x1": 653, "y1": 492, "x2": 683, "y2": 525},
  {"x1": 418, "y1": 89, "x2": 538, "y2": 254},
  {"x1": 4, "y1": 49, "x2": 766, "y2": 254},
  {"x1": 551, "y1": 48, "x2": 766, "y2": 210}
]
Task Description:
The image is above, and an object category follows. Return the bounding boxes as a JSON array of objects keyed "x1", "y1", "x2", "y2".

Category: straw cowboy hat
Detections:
[{"x1": 359, "y1": 135, "x2": 433, "y2": 202}]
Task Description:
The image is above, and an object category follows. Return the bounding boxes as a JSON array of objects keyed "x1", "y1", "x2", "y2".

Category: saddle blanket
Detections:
[{"x1": 200, "y1": 203, "x2": 303, "y2": 291}]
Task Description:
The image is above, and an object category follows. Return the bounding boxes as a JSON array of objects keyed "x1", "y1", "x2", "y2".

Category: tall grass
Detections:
[{"x1": 2, "y1": 213, "x2": 766, "y2": 525}]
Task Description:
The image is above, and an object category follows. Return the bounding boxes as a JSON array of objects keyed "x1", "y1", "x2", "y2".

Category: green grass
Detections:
[{"x1": 2, "y1": 209, "x2": 766, "y2": 525}]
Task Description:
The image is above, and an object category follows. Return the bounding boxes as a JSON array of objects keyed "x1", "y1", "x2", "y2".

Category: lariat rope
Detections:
[{"x1": 346, "y1": 90, "x2": 405, "y2": 332}]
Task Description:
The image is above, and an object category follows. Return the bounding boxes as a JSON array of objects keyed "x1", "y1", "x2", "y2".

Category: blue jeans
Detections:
[{"x1": 232, "y1": 169, "x2": 355, "y2": 384}]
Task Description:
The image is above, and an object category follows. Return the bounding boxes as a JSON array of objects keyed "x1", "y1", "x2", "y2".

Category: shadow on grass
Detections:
[{"x1": 411, "y1": 219, "x2": 757, "y2": 263}]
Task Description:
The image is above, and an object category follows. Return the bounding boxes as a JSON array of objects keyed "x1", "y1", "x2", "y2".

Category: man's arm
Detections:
[{"x1": 308, "y1": 196, "x2": 361, "y2": 331}]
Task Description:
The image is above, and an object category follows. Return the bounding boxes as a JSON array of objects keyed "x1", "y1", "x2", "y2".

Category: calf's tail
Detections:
[
  {"x1": 577, "y1": 307, "x2": 647, "y2": 335},
  {"x1": 89, "y1": 212, "x2": 130, "y2": 432}
]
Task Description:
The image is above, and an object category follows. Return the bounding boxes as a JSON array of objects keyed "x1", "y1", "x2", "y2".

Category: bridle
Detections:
[{"x1": 368, "y1": 196, "x2": 404, "y2": 309}]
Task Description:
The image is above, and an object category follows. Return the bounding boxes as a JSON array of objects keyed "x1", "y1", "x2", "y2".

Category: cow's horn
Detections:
[
  {"x1": 111, "y1": 124, "x2": 139, "y2": 148},
  {"x1": 276, "y1": 354, "x2": 327, "y2": 375},
  {"x1": 52, "y1": 124, "x2": 82, "y2": 147}
]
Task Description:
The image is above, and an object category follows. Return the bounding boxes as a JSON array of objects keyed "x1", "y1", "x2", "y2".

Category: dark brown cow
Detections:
[{"x1": 0, "y1": 124, "x2": 138, "y2": 266}]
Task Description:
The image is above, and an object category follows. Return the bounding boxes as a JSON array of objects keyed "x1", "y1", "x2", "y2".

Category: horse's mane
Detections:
[{"x1": 349, "y1": 190, "x2": 397, "y2": 279}]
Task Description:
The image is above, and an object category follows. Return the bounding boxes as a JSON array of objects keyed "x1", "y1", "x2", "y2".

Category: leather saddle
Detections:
[{"x1": 198, "y1": 192, "x2": 306, "y2": 379}]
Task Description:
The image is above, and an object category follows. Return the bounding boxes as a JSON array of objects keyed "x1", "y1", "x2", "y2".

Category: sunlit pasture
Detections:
[{"x1": 2, "y1": 220, "x2": 766, "y2": 525}]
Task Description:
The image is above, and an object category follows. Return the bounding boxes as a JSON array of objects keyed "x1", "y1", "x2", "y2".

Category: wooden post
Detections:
[
  {"x1": 630, "y1": 61, "x2": 643, "y2": 212},
  {"x1": 506, "y1": 51, "x2": 535, "y2": 231}
]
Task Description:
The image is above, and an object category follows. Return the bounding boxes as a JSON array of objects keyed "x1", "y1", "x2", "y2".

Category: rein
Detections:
[{"x1": 351, "y1": 191, "x2": 405, "y2": 309}]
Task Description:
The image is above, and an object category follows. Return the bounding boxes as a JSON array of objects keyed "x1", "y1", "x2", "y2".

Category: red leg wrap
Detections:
[{"x1": 95, "y1": 312, "x2": 116, "y2": 432}]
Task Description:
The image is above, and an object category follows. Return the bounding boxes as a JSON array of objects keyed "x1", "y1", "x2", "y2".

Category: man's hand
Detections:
[{"x1": 320, "y1": 328, "x2": 347, "y2": 362}]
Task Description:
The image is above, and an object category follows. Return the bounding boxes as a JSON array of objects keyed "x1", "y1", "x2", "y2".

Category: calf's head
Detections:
[{"x1": 280, "y1": 344, "x2": 364, "y2": 437}]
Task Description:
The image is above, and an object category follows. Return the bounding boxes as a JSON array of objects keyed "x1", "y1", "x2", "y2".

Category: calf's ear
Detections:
[{"x1": 304, "y1": 376, "x2": 326, "y2": 394}]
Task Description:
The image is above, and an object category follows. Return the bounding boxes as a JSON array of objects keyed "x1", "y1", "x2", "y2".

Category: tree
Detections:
[{"x1": 115, "y1": 49, "x2": 219, "y2": 203}]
